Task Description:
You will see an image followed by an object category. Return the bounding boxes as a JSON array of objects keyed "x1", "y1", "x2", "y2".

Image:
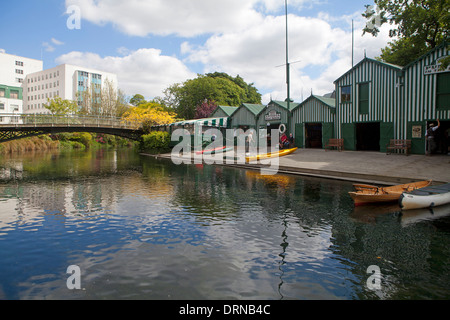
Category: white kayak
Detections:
[{"x1": 399, "y1": 183, "x2": 450, "y2": 211}]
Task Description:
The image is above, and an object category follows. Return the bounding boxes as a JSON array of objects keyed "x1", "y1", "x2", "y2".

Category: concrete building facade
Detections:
[
  {"x1": 23, "y1": 64, "x2": 118, "y2": 115},
  {"x1": 0, "y1": 52, "x2": 43, "y2": 122}
]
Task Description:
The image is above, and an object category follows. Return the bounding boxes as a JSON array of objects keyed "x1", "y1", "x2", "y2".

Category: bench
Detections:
[
  {"x1": 386, "y1": 139, "x2": 411, "y2": 156},
  {"x1": 324, "y1": 139, "x2": 344, "y2": 152}
]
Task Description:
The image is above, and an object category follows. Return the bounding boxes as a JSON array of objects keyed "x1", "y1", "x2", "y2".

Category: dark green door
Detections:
[
  {"x1": 341, "y1": 123, "x2": 355, "y2": 151},
  {"x1": 380, "y1": 122, "x2": 394, "y2": 153},
  {"x1": 295, "y1": 123, "x2": 304, "y2": 148},
  {"x1": 407, "y1": 121, "x2": 426, "y2": 155},
  {"x1": 322, "y1": 122, "x2": 334, "y2": 147}
]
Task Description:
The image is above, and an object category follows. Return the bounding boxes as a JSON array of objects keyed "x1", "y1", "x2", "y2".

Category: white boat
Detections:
[{"x1": 399, "y1": 183, "x2": 450, "y2": 211}]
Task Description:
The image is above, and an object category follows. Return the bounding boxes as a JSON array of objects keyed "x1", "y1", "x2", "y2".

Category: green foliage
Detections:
[
  {"x1": 160, "y1": 73, "x2": 262, "y2": 120},
  {"x1": 363, "y1": 0, "x2": 450, "y2": 66},
  {"x1": 129, "y1": 94, "x2": 147, "y2": 106},
  {"x1": 140, "y1": 131, "x2": 171, "y2": 153},
  {"x1": 376, "y1": 37, "x2": 429, "y2": 66},
  {"x1": 45, "y1": 97, "x2": 79, "y2": 115}
]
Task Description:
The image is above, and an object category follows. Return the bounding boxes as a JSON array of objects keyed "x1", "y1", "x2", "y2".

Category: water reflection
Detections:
[{"x1": 0, "y1": 149, "x2": 449, "y2": 300}]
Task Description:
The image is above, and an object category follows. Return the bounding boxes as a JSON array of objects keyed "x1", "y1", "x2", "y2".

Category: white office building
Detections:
[
  {"x1": 23, "y1": 64, "x2": 118, "y2": 115},
  {"x1": 0, "y1": 52, "x2": 43, "y2": 122}
]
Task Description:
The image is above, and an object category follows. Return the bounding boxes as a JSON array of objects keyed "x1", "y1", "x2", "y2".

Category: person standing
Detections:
[{"x1": 426, "y1": 119, "x2": 440, "y2": 156}]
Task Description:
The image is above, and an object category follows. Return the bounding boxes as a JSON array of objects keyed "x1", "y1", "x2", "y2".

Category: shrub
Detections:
[{"x1": 140, "y1": 131, "x2": 171, "y2": 153}]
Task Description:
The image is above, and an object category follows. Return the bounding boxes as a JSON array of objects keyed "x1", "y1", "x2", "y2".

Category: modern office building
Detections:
[
  {"x1": 0, "y1": 52, "x2": 43, "y2": 121},
  {"x1": 23, "y1": 64, "x2": 118, "y2": 114}
]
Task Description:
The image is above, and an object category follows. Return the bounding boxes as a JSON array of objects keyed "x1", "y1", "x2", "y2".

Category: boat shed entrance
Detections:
[{"x1": 290, "y1": 95, "x2": 335, "y2": 149}]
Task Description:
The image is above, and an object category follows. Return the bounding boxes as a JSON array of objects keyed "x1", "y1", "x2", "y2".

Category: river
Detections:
[{"x1": 0, "y1": 148, "x2": 449, "y2": 300}]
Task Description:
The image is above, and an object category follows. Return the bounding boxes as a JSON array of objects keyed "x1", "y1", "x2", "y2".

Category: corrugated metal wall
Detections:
[
  {"x1": 256, "y1": 102, "x2": 289, "y2": 129},
  {"x1": 404, "y1": 45, "x2": 450, "y2": 123},
  {"x1": 230, "y1": 106, "x2": 258, "y2": 128},
  {"x1": 290, "y1": 96, "x2": 335, "y2": 134},
  {"x1": 334, "y1": 58, "x2": 404, "y2": 140}
]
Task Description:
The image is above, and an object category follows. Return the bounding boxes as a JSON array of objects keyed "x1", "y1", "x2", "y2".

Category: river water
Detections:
[{"x1": 0, "y1": 148, "x2": 449, "y2": 300}]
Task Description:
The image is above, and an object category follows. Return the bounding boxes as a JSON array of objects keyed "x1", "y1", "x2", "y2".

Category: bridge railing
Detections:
[{"x1": 0, "y1": 113, "x2": 141, "y2": 130}]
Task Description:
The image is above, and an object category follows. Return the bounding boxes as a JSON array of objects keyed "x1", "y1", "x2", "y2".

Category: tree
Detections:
[
  {"x1": 76, "y1": 78, "x2": 129, "y2": 117},
  {"x1": 45, "y1": 97, "x2": 79, "y2": 115},
  {"x1": 363, "y1": 0, "x2": 450, "y2": 66},
  {"x1": 130, "y1": 94, "x2": 147, "y2": 106},
  {"x1": 159, "y1": 73, "x2": 261, "y2": 120},
  {"x1": 195, "y1": 100, "x2": 218, "y2": 119},
  {"x1": 121, "y1": 101, "x2": 177, "y2": 133}
]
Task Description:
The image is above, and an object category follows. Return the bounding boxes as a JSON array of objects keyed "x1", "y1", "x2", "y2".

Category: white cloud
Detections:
[
  {"x1": 55, "y1": 48, "x2": 196, "y2": 99},
  {"x1": 182, "y1": 13, "x2": 393, "y2": 103},
  {"x1": 51, "y1": 38, "x2": 65, "y2": 46},
  {"x1": 61, "y1": 1, "x2": 393, "y2": 104},
  {"x1": 43, "y1": 38, "x2": 65, "y2": 52},
  {"x1": 65, "y1": 0, "x2": 265, "y2": 37}
]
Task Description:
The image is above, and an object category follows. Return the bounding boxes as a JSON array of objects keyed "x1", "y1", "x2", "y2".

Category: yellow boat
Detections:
[
  {"x1": 349, "y1": 180, "x2": 432, "y2": 206},
  {"x1": 245, "y1": 147, "x2": 298, "y2": 162}
]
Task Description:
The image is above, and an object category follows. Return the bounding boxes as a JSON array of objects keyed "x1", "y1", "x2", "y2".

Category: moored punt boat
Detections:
[
  {"x1": 349, "y1": 180, "x2": 432, "y2": 206},
  {"x1": 399, "y1": 183, "x2": 450, "y2": 211},
  {"x1": 245, "y1": 148, "x2": 298, "y2": 163},
  {"x1": 202, "y1": 147, "x2": 233, "y2": 155},
  {"x1": 195, "y1": 146, "x2": 226, "y2": 155}
]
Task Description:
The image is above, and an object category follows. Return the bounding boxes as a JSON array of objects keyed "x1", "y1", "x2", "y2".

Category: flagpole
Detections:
[
  {"x1": 285, "y1": 0, "x2": 290, "y2": 111},
  {"x1": 352, "y1": 19, "x2": 354, "y2": 67}
]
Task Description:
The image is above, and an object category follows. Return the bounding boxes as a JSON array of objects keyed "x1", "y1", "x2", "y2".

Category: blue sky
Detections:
[{"x1": 1, "y1": 0, "x2": 391, "y2": 103}]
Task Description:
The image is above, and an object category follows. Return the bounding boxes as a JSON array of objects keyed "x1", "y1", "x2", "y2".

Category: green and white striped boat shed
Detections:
[
  {"x1": 210, "y1": 105, "x2": 239, "y2": 119},
  {"x1": 334, "y1": 57, "x2": 404, "y2": 152},
  {"x1": 403, "y1": 42, "x2": 450, "y2": 154},
  {"x1": 257, "y1": 100, "x2": 298, "y2": 130},
  {"x1": 334, "y1": 42, "x2": 449, "y2": 154},
  {"x1": 230, "y1": 103, "x2": 265, "y2": 130},
  {"x1": 156, "y1": 43, "x2": 449, "y2": 155},
  {"x1": 290, "y1": 95, "x2": 336, "y2": 148}
]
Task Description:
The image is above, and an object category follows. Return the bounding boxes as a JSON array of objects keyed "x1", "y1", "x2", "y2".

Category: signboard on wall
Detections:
[
  {"x1": 412, "y1": 125, "x2": 422, "y2": 138},
  {"x1": 424, "y1": 56, "x2": 450, "y2": 75},
  {"x1": 264, "y1": 110, "x2": 282, "y2": 121}
]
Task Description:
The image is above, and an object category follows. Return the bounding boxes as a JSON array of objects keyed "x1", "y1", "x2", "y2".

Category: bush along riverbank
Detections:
[
  {"x1": 139, "y1": 131, "x2": 171, "y2": 154},
  {"x1": 0, "y1": 133, "x2": 136, "y2": 155}
]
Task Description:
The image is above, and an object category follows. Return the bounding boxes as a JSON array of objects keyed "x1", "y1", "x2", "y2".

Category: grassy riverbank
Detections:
[{"x1": 0, "y1": 133, "x2": 136, "y2": 155}]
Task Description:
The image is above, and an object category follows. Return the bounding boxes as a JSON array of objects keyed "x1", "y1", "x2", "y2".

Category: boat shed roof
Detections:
[{"x1": 334, "y1": 57, "x2": 403, "y2": 84}]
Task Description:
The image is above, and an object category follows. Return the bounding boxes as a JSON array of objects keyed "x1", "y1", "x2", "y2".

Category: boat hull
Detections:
[
  {"x1": 399, "y1": 184, "x2": 450, "y2": 210},
  {"x1": 202, "y1": 147, "x2": 233, "y2": 155},
  {"x1": 349, "y1": 180, "x2": 432, "y2": 206},
  {"x1": 245, "y1": 148, "x2": 298, "y2": 162},
  {"x1": 196, "y1": 146, "x2": 226, "y2": 155},
  {"x1": 349, "y1": 192, "x2": 402, "y2": 206}
]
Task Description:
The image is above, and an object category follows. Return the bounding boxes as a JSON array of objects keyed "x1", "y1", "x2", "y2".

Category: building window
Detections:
[
  {"x1": 359, "y1": 83, "x2": 369, "y2": 114},
  {"x1": 0, "y1": 88, "x2": 5, "y2": 97},
  {"x1": 341, "y1": 85, "x2": 352, "y2": 103},
  {"x1": 0, "y1": 103, "x2": 4, "y2": 110},
  {"x1": 437, "y1": 72, "x2": 450, "y2": 110},
  {"x1": 16, "y1": 78, "x2": 23, "y2": 83},
  {"x1": 15, "y1": 61, "x2": 23, "y2": 66},
  {"x1": 15, "y1": 69, "x2": 23, "y2": 74},
  {"x1": 10, "y1": 90, "x2": 19, "y2": 99}
]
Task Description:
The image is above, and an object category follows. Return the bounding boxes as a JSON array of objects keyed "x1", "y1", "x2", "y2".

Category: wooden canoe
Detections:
[
  {"x1": 399, "y1": 183, "x2": 450, "y2": 211},
  {"x1": 245, "y1": 148, "x2": 298, "y2": 162},
  {"x1": 349, "y1": 180, "x2": 432, "y2": 206}
]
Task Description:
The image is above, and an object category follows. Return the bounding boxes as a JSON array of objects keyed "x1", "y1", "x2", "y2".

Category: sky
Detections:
[{"x1": 0, "y1": 0, "x2": 393, "y2": 104}]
